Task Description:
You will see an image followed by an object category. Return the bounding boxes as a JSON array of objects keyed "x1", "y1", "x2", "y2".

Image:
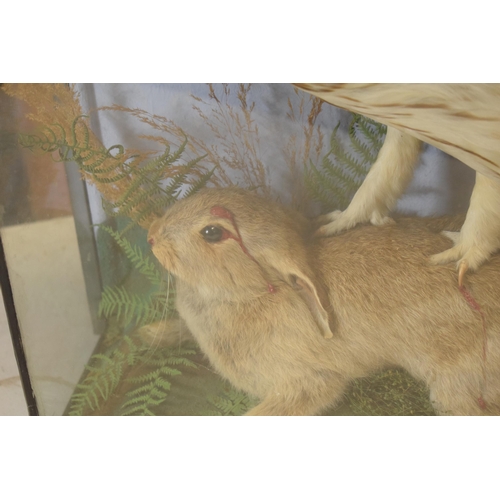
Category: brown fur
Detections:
[{"x1": 148, "y1": 188, "x2": 500, "y2": 415}]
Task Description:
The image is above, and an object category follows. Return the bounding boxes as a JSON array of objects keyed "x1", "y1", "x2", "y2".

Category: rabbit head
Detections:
[{"x1": 148, "y1": 188, "x2": 333, "y2": 338}]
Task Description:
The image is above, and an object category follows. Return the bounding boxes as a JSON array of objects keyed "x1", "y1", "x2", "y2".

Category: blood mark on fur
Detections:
[
  {"x1": 459, "y1": 284, "x2": 488, "y2": 410},
  {"x1": 211, "y1": 206, "x2": 255, "y2": 261},
  {"x1": 210, "y1": 205, "x2": 277, "y2": 293}
]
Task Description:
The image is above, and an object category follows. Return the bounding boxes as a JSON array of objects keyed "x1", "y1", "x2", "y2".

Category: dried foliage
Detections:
[
  {"x1": 2, "y1": 84, "x2": 213, "y2": 229},
  {"x1": 100, "y1": 84, "x2": 271, "y2": 196},
  {"x1": 282, "y1": 87, "x2": 325, "y2": 209},
  {"x1": 99, "y1": 84, "x2": 328, "y2": 209}
]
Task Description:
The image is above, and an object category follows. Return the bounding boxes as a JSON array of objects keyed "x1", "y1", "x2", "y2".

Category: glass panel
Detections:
[
  {"x1": 2, "y1": 84, "x2": 485, "y2": 416},
  {"x1": 0, "y1": 86, "x2": 100, "y2": 415}
]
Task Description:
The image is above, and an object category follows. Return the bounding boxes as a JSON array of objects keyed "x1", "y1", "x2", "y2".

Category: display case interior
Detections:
[{"x1": 1, "y1": 83, "x2": 482, "y2": 416}]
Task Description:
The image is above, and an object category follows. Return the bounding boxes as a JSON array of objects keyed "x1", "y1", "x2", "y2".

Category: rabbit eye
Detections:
[{"x1": 200, "y1": 225, "x2": 224, "y2": 243}]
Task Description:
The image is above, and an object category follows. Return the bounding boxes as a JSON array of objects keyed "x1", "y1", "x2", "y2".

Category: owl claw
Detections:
[
  {"x1": 458, "y1": 260, "x2": 469, "y2": 288},
  {"x1": 430, "y1": 231, "x2": 494, "y2": 287}
]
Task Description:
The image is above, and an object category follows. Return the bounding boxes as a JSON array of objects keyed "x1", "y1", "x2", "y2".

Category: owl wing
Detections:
[{"x1": 294, "y1": 83, "x2": 500, "y2": 180}]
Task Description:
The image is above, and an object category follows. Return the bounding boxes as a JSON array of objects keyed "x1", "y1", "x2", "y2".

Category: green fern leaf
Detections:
[
  {"x1": 184, "y1": 166, "x2": 216, "y2": 198},
  {"x1": 68, "y1": 349, "x2": 129, "y2": 415},
  {"x1": 206, "y1": 388, "x2": 255, "y2": 416},
  {"x1": 98, "y1": 286, "x2": 164, "y2": 327},
  {"x1": 98, "y1": 225, "x2": 162, "y2": 285},
  {"x1": 305, "y1": 113, "x2": 385, "y2": 211}
]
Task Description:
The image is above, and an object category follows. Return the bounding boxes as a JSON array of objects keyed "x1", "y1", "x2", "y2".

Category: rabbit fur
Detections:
[{"x1": 148, "y1": 188, "x2": 500, "y2": 416}]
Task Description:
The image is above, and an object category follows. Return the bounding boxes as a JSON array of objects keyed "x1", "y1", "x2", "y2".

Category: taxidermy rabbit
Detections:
[
  {"x1": 294, "y1": 84, "x2": 500, "y2": 287},
  {"x1": 147, "y1": 188, "x2": 500, "y2": 416}
]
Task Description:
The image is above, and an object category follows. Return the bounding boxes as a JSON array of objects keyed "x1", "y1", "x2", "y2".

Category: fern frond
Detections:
[
  {"x1": 162, "y1": 355, "x2": 198, "y2": 368},
  {"x1": 127, "y1": 366, "x2": 182, "y2": 384},
  {"x1": 104, "y1": 143, "x2": 211, "y2": 230},
  {"x1": 68, "y1": 348, "x2": 130, "y2": 416},
  {"x1": 305, "y1": 114, "x2": 385, "y2": 211},
  {"x1": 304, "y1": 161, "x2": 340, "y2": 209},
  {"x1": 355, "y1": 115, "x2": 387, "y2": 152},
  {"x1": 306, "y1": 159, "x2": 350, "y2": 208},
  {"x1": 98, "y1": 286, "x2": 165, "y2": 327},
  {"x1": 98, "y1": 225, "x2": 162, "y2": 285},
  {"x1": 137, "y1": 347, "x2": 197, "y2": 367},
  {"x1": 327, "y1": 131, "x2": 367, "y2": 180},
  {"x1": 206, "y1": 388, "x2": 256, "y2": 416},
  {"x1": 68, "y1": 330, "x2": 198, "y2": 416},
  {"x1": 184, "y1": 166, "x2": 217, "y2": 198},
  {"x1": 18, "y1": 116, "x2": 128, "y2": 181},
  {"x1": 119, "y1": 375, "x2": 173, "y2": 416},
  {"x1": 161, "y1": 136, "x2": 186, "y2": 168},
  {"x1": 349, "y1": 117, "x2": 378, "y2": 165}
]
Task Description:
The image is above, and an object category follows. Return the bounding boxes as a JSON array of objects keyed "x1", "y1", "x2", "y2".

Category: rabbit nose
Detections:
[{"x1": 148, "y1": 237, "x2": 155, "y2": 246}]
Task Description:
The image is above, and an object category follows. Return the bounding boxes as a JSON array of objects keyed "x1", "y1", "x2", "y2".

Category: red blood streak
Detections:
[
  {"x1": 210, "y1": 205, "x2": 276, "y2": 293},
  {"x1": 459, "y1": 285, "x2": 483, "y2": 314},
  {"x1": 210, "y1": 206, "x2": 257, "y2": 262},
  {"x1": 210, "y1": 205, "x2": 233, "y2": 221},
  {"x1": 459, "y1": 284, "x2": 488, "y2": 410}
]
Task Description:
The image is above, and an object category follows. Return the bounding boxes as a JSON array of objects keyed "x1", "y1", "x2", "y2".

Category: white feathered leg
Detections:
[
  {"x1": 316, "y1": 127, "x2": 422, "y2": 236},
  {"x1": 430, "y1": 172, "x2": 500, "y2": 284}
]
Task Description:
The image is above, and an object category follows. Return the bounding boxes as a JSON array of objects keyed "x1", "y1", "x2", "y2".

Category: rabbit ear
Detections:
[
  {"x1": 255, "y1": 234, "x2": 334, "y2": 339},
  {"x1": 289, "y1": 271, "x2": 334, "y2": 339}
]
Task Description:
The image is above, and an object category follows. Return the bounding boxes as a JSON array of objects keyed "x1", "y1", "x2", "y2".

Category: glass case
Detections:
[{"x1": 1, "y1": 83, "x2": 487, "y2": 416}]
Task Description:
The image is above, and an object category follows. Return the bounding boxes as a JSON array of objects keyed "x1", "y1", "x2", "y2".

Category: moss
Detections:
[{"x1": 342, "y1": 369, "x2": 436, "y2": 416}]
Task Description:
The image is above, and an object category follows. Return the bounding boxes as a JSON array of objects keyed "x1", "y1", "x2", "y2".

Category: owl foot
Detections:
[
  {"x1": 430, "y1": 231, "x2": 497, "y2": 287},
  {"x1": 315, "y1": 209, "x2": 395, "y2": 237}
]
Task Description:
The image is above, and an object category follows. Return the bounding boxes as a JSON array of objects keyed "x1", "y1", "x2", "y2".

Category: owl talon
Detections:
[
  {"x1": 458, "y1": 260, "x2": 469, "y2": 288},
  {"x1": 430, "y1": 237, "x2": 493, "y2": 286}
]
